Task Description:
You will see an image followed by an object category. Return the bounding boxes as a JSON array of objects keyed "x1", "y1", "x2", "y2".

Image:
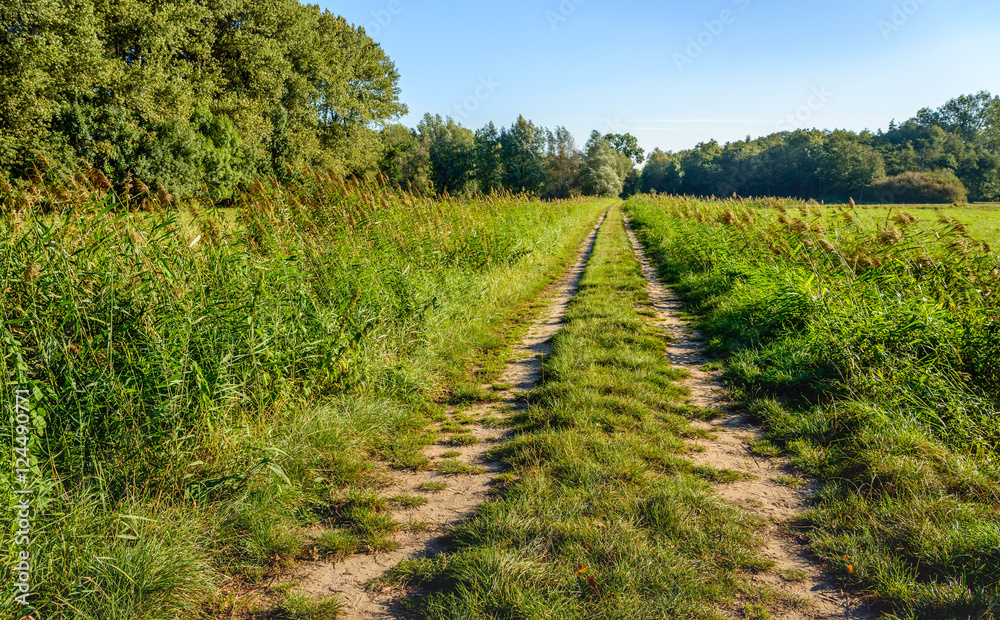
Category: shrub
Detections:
[{"x1": 872, "y1": 171, "x2": 969, "y2": 204}]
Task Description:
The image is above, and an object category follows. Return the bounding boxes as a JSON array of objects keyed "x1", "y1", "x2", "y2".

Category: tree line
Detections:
[
  {"x1": 377, "y1": 114, "x2": 643, "y2": 199},
  {"x1": 2, "y1": 0, "x2": 997, "y2": 205},
  {"x1": 641, "y1": 92, "x2": 1000, "y2": 203}
]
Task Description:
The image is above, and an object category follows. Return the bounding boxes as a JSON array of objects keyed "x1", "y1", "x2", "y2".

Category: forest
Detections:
[{"x1": 2, "y1": 0, "x2": 999, "y2": 205}]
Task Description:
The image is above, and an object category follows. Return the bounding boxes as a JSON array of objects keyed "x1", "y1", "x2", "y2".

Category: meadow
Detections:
[
  {"x1": 626, "y1": 195, "x2": 1000, "y2": 619},
  {"x1": 0, "y1": 175, "x2": 609, "y2": 619},
  {"x1": 4, "y1": 184, "x2": 1000, "y2": 620},
  {"x1": 847, "y1": 203, "x2": 1000, "y2": 245}
]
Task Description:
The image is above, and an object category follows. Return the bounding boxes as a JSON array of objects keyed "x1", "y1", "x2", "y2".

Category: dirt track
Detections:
[
  {"x1": 280, "y1": 213, "x2": 607, "y2": 619},
  {"x1": 624, "y1": 217, "x2": 874, "y2": 620}
]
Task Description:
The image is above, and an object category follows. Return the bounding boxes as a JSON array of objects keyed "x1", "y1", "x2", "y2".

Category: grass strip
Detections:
[
  {"x1": 381, "y1": 205, "x2": 778, "y2": 620},
  {"x1": 626, "y1": 195, "x2": 1000, "y2": 620}
]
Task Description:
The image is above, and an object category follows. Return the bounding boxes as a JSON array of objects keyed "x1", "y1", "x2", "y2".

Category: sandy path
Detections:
[
  {"x1": 282, "y1": 212, "x2": 608, "y2": 619},
  {"x1": 624, "y1": 218, "x2": 874, "y2": 620}
]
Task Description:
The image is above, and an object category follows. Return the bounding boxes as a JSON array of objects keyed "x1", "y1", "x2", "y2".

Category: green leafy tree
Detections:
[
  {"x1": 640, "y1": 148, "x2": 682, "y2": 194},
  {"x1": 678, "y1": 140, "x2": 723, "y2": 196},
  {"x1": 379, "y1": 124, "x2": 429, "y2": 192},
  {"x1": 543, "y1": 126, "x2": 581, "y2": 199},
  {"x1": 474, "y1": 122, "x2": 504, "y2": 194},
  {"x1": 580, "y1": 131, "x2": 622, "y2": 197},
  {"x1": 0, "y1": 0, "x2": 406, "y2": 196},
  {"x1": 500, "y1": 115, "x2": 546, "y2": 194},
  {"x1": 0, "y1": 0, "x2": 108, "y2": 179},
  {"x1": 604, "y1": 133, "x2": 645, "y2": 165},
  {"x1": 418, "y1": 114, "x2": 476, "y2": 195},
  {"x1": 817, "y1": 132, "x2": 886, "y2": 200}
]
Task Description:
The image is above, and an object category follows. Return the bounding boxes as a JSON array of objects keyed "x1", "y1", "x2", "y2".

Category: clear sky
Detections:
[{"x1": 321, "y1": 0, "x2": 1000, "y2": 156}]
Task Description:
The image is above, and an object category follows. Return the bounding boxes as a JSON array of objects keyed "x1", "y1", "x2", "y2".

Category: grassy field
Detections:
[
  {"x1": 0, "y1": 177, "x2": 610, "y2": 619},
  {"x1": 378, "y1": 205, "x2": 793, "y2": 619},
  {"x1": 840, "y1": 203, "x2": 1000, "y2": 245},
  {"x1": 626, "y1": 195, "x2": 1000, "y2": 620}
]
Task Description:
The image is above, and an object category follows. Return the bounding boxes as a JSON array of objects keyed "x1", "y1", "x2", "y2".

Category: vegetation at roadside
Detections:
[
  {"x1": 380, "y1": 206, "x2": 786, "y2": 620},
  {"x1": 0, "y1": 175, "x2": 609, "y2": 618},
  {"x1": 627, "y1": 194, "x2": 1000, "y2": 619}
]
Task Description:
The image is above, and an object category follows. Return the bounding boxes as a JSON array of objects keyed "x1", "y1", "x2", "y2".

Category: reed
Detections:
[{"x1": 0, "y1": 177, "x2": 608, "y2": 618}]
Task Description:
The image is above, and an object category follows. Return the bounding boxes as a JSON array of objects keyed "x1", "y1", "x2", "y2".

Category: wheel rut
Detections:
[
  {"x1": 624, "y1": 217, "x2": 875, "y2": 620},
  {"x1": 280, "y1": 212, "x2": 608, "y2": 619}
]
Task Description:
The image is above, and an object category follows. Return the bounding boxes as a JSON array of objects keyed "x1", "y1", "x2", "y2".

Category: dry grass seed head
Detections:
[
  {"x1": 879, "y1": 226, "x2": 903, "y2": 245},
  {"x1": 790, "y1": 219, "x2": 810, "y2": 234}
]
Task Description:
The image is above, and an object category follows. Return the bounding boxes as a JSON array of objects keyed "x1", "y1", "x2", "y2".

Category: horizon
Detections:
[{"x1": 327, "y1": 0, "x2": 1000, "y2": 155}]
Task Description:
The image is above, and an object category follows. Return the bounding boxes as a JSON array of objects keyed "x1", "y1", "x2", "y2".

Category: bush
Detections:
[{"x1": 872, "y1": 171, "x2": 969, "y2": 204}]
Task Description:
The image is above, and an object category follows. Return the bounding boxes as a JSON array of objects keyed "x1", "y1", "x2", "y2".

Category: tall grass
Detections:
[
  {"x1": 627, "y1": 195, "x2": 1000, "y2": 619},
  {"x1": 0, "y1": 174, "x2": 608, "y2": 619}
]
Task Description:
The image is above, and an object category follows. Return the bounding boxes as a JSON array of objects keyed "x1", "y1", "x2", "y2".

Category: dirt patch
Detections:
[
  {"x1": 624, "y1": 218, "x2": 875, "y2": 620},
  {"x1": 278, "y1": 213, "x2": 607, "y2": 619}
]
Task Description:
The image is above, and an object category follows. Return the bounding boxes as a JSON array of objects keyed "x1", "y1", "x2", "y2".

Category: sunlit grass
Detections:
[
  {"x1": 381, "y1": 206, "x2": 776, "y2": 619},
  {"x1": 627, "y1": 194, "x2": 1000, "y2": 619},
  {"x1": 0, "y1": 176, "x2": 611, "y2": 619}
]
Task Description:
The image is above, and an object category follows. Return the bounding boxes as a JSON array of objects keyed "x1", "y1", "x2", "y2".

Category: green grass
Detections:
[
  {"x1": 748, "y1": 439, "x2": 783, "y2": 458},
  {"x1": 273, "y1": 592, "x2": 344, "y2": 619},
  {"x1": 389, "y1": 494, "x2": 429, "y2": 509},
  {"x1": 379, "y1": 206, "x2": 778, "y2": 619},
  {"x1": 627, "y1": 194, "x2": 1000, "y2": 619},
  {"x1": 0, "y1": 178, "x2": 613, "y2": 619},
  {"x1": 835, "y1": 202, "x2": 1000, "y2": 245},
  {"x1": 434, "y1": 459, "x2": 486, "y2": 476},
  {"x1": 445, "y1": 432, "x2": 479, "y2": 446},
  {"x1": 777, "y1": 568, "x2": 809, "y2": 583},
  {"x1": 418, "y1": 482, "x2": 448, "y2": 493}
]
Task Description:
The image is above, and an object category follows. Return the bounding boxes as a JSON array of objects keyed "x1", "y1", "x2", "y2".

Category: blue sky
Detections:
[{"x1": 322, "y1": 0, "x2": 1000, "y2": 156}]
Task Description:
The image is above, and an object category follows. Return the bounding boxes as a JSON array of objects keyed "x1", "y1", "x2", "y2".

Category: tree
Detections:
[
  {"x1": 417, "y1": 114, "x2": 475, "y2": 195},
  {"x1": 817, "y1": 132, "x2": 886, "y2": 200},
  {"x1": 0, "y1": 0, "x2": 108, "y2": 179},
  {"x1": 474, "y1": 122, "x2": 504, "y2": 194},
  {"x1": 0, "y1": 0, "x2": 407, "y2": 196},
  {"x1": 604, "y1": 133, "x2": 645, "y2": 165},
  {"x1": 640, "y1": 149, "x2": 682, "y2": 194},
  {"x1": 543, "y1": 126, "x2": 581, "y2": 199},
  {"x1": 914, "y1": 91, "x2": 998, "y2": 143},
  {"x1": 379, "y1": 124, "x2": 429, "y2": 192},
  {"x1": 678, "y1": 140, "x2": 723, "y2": 196},
  {"x1": 580, "y1": 131, "x2": 622, "y2": 197},
  {"x1": 500, "y1": 116, "x2": 546, "y2": 194}
]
